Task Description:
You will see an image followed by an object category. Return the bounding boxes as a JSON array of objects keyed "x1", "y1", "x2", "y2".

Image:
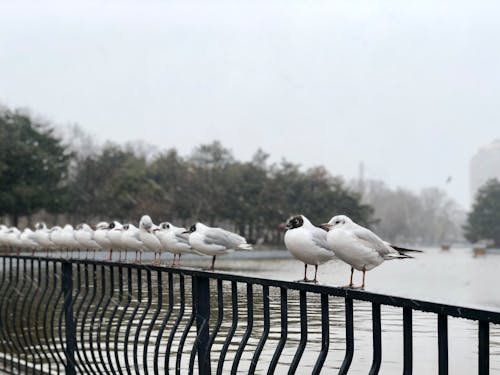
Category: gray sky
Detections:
[{"x1": 1, "y1": 0, "x2": 499, "y2": 208}]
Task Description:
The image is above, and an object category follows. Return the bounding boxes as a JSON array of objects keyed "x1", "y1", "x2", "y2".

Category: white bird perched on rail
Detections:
[
  {"x1": 139, "y1": 215, "x2": 162, "y2": 265},
  {"x1": 184, "y1": 222, "x2": 252, "y2": 271},
  {"x1": 321, "y1": 215, "x2": 421, "y2": 288},
  {"x1": 93, "y1": 222, "x2": 113, "y2": 260},
  {"x1": 155, "y1": 222, "x2": 194, "y2": 267},
  {"x1": 60, "y1": 224, "x2": 80, "y2": 258},
  {"x1": 33, "y1": 222, "x2": 55, "y2": 254},
  {"x1": 49, "y1": 226, "x2": 64, "y2": 257},
  {"x1": 20, "y1": 228, "x2": 40, "y2": 255},
  {"x1": 75, "y1": 223, "x2": 101, "y2": 259},
  {"x1": 284, "y1": 215, "x2": 336, "y2": 283},
  {"x1": 106, "y1": 221, "x2": 124, "y2": 261},
  {"x1": 121, "y1": 223, "x2": 147, "y2": 263}
]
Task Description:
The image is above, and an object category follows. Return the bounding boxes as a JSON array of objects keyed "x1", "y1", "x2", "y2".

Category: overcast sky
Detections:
[{"x1": 1, "y1": 0, "x2": 499, "y2": 208}]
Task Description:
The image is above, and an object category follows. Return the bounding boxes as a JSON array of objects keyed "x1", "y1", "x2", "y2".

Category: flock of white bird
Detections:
[
  {"x1": 0, "y1": 215, "x2": 251, "y2": 270},
  {"x1": 0, "y1": 213, "x2": 421, "y2": 288}
]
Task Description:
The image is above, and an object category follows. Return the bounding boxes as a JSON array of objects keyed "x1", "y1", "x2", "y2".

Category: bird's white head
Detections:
[
  {"x1": 321, "y1": 215, "x2": 352, "y2": 230},
  {"x1": 159, "y1": 222, "x2": 172, "y2": 231},
  {"x1": 96, "y1": 221, "x2": 109, "y2": 230},
  {"x1": 108, "y1": 221, "x2": 123, "y2": 231},
  {"x1": 139, "y1": 215, "x2": 153, "y2": 231},
  {"x1": 35, "y1": 222, "x2": 47, "y2": 230}
]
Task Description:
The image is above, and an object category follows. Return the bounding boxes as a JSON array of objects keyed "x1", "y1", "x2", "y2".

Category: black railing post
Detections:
[
  {"x1": 62, "y1": 261, "x2": 76, "y2": 375},
  {"x1": 194, "y1": 275, "x2": 211, "y2": 375}
]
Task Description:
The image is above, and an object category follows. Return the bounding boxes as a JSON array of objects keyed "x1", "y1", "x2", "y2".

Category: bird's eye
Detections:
[
  {"x1": 190, "y1": 225, "x2": 196, "y2": 232},
  {"x1": 166, "y1": 224, "x2": 170, "y2": 229},
  {"x1": 124, "y1": 224, "x2": 129, "y2": 230},
  {"x1": 335, "y1": 220, "x2": 341, "y2": 224},
  {"x1": 109, "y1": 223, "x2": 115, "y2": 229}
]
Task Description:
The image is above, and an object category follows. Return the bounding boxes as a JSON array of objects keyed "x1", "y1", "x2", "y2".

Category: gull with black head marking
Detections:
[
  {"x1": 321, "y1": 215, "x2": 422, "y2": 288},
  {"x1": 284, "y1": 215, "x2": 336, "y2": 283},
  {"x1": 155, "y1": 222, "x2": 194, "y2": 267},
  {"x1": 183, "y1": 222, "x2": 252, "y2": 271}
]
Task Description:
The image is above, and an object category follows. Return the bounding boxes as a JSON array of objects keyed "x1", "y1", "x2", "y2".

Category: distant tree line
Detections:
[{"x1": 0, "y1": 106, "x2": 373, "y2": 245}]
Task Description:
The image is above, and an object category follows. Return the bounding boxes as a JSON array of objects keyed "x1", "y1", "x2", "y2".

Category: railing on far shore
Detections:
[{"x1": 0, "y1": 254, "x2": 498, "y2": 374}]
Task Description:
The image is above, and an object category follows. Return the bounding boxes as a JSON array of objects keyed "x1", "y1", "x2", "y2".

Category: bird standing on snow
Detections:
[
  {"x1": 284, "y1": 215, "x2": 336, "y2": 283},
  {"x1": 321, "y1": 215, "x2": 421, "y2": 288},
  {"x1": 139, "y1": 215, "x2": 162, "y2": 265},
  {"x1": 184, "y1": 222, "x2": 252, "y2": 271}
]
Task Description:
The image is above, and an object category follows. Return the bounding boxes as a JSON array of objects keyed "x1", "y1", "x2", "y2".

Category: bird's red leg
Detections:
[
  {"x1": 313, "y1": 265, "x2": 318, "y2": 283},
  {"x1": 108, "y1": 249, "x2": 113, "y2": 261},
  {"x1": 361, "y1": 269, "x2": 366, "y2": 289},
  {"x1": 303, "y1": 264, "x2": 309, "y2": 282},
  {"x1": 348, "y1": 267, "x2": 354, "y2": 287},
  {"x1": 178, "y1": 254, "x2": 182, "y2": 267},
  {"x1": 210, "y1": 256, "x2": 216, "y2": 271}
]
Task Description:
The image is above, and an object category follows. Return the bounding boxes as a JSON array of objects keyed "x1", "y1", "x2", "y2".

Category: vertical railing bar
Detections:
[
  {"x1": 231, "y1": 283, "x2": 254, "y2": 375},
  {"x1": 216, "y1": 281, "x2": 238, "y2": 375},
  {"x1": 32, "y1": 258, "x2": 47, "y2": 372},
  {"x1": 288, "y1": 290, "x2": 307, "y2": 374},
  {"x1": 92, "y1": 265, "x2": 110, "y2": 374},
  {"x1": 35, "y1": 259, "x2": 51, "y2": 372},
  {"x1": 51, "y1": 262, "x2": 67, "y2": 370},
  {"x1": 369, "y1": 302, "x2": 382, "y2": 375},
  {"x1": 0, "y1": 256, "x2": 7, "y2": 367},
  {"x1": 249, "y1": 285, "x2": 270, "y2": 374},
  {"x1": 165, "y1": 274, "x2": 185, "y2": 373},
  {"x1": 204, "y1": 278, "x2": 223, "y2": 366},
  {"x1": 153, "y1": 272, "x2": 174, "y2": 375},
  {"x1": 189, "y1": 275, "x2": 210, "y2": 375},
  {"x1": 13, "y1": 258, "x2": 32, "y2": 373},
  {"x1": 403, "y1": 307, "x2": 413, "y2": 375},
  {"x1": 62, "y1": 261, "x2": 76, "y2": 375},
  {"x1": 339, "y1": 297, "x2": 354, "y2": 375},
  {"x1": 176, "y1": 276, "x2": 197, "y2": 375},
  {"x1": 105, "y1": 266, "x2": 118, "y2": 374},
  {"x1": 114, "y1": 266, "x2": 131, "y2": 375},
  {"x1": 72, "y1": 263, "x2": 84, "y2": 373},
  {"x1": 27, "y1": 258, "x2": 37, "y2": 371},
  {"x1": 12, "y1": 257, "x2": 25, "y2": 373},
  {"x1": 44, "y1": 261, "x2": 60, "y2": 373},
  {"x1": 77, "y1": 263, "x2": 96, "y2": 375},
  {"x1": 438, "y1": 314, "x2": 448, "y2": 375},
  {"x1": 478, "y1": 320, "x2": 489, "y2": 375},
  {"x1": 134, "y1": 269, "x2": 151, "y2": 374},
  {"x1": 267, "y1": 287, "x2": 288, "y2": 374},
  {"x1": 3, "y1": 257, "x2": 16, "y2": 371},
  {"x1": 87, "y1": 263, "x2": 102, "y2": 374},
  {"x1": 124, "y1": 267, "x2": 141, "y2": 375},
  {"x1": 144, "y1": 270, "x2": 162, "y2": 375},
  {"x1": 312, "y1": 293, "x2": 330, "y2": 375}
]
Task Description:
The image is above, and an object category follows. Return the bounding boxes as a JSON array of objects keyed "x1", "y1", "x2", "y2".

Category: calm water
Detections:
[{"x1": 1, "y1": 247, "x2": 499, "y2": 374}]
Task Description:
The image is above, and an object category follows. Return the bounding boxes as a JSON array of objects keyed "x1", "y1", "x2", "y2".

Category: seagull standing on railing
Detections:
[
  {"x1": 75, "y1": 223, "x2": 101, "y2": 259},
  {"x1": 183, "y1": 222, "x2": 252, "y2": 271},
  {"x1": 106, "y1": 221, "x2": 124, "y2": 261},
  {"x1": 33, "y1": 222, "x2": 55, "y2": 255},
  {"x1": 321, "y1": 215, "x2": 421, "y2": 288},
  {"x1": 139, "y1": 215, "x2": 162, "y2": 265},
  {"x1": 49, "y1": 226, "x2": 64, "y2": 257},
  {"x1": 284, "y1": 215, "x2": 336, "y2": 283},
  {"x1": 59, "y1": 224, "x2": 79, "y2": 259},
  {"x1": 20, "y1": 228, "x2": 40, "y2": 255},
  {"x1": 121, "y1": 223, "x2": 146, "y2": 263},
  {"x1": 155, "y1": 222, "x2": 194, "y2": 267},
  {"x1": 94, "y1": 222, "x2": 113, "y2": 261}
]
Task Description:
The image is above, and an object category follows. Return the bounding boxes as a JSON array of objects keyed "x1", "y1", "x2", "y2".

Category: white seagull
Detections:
[
  {"x1": 284, "y1": 215, "x2": 336, "y2": 283},
  {"x1": 20, "y1": 228, "x2": 40, "y2": 255},
  {"x1": 94, "y1": 222, "x2": 113, "y2": 259},
  {"x1": 121, "y1": 223, "x2": 147, "y2": 263},
  {"x1": 106, "y1": 221, "x2": 124, "y2": 261},
  {"x1": 184, "y1": 222, "x2": 252, "y2": 271},
  {"x1": 322, "y1": 215, "x2": 421, "y2": 288},
  {"x1": 75, "y1": 223, "x2": 101, "y2": 258},
  {"x1": 33, "y1": 222, "x2": 55, "y2": 253},
  {"x1": 155, "y1": 222, "x2": 194, "y2": 267},
  {"x1": 139, "y1": 215, "x2": 162, "y2": 264}
]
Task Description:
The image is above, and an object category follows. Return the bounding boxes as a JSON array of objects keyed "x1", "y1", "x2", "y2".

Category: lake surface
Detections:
[{"x1": 1, "y1": 247, "x2": 499, "y2": 374}]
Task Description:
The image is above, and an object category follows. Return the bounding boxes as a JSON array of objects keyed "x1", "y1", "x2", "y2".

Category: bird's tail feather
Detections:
[
  {"x1": 391, "y1": 245, "x2": 423, "y2": 253},
  {"x1": 237, "y1": 243, "x2": 253, "y2": 251},
  {"x1": 385, "y1": 253, "x2": 413, "y2": 260}
]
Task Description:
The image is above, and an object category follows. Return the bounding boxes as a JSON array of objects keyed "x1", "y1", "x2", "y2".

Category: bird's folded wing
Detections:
[
  {"x1": 174, "y1": 231, "x2": 190, "y2": 245},
  {"x1": 311, "y1": 227, "x2": 332, "y2": 251},
  {"x1": 204, "y1": 228, "x2": 245, "y2": 249},
  {"x1": 351, "y1": 227, "x2": 397, "y2": 257}
]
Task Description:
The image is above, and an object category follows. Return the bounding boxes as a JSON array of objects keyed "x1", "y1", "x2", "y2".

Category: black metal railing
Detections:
[{"x1": 0, "y1": 254, "x2": 498, "y2": 374}]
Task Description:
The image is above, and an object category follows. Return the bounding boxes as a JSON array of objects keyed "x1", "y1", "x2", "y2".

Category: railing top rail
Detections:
[{"x1": 2, "y1": 254, "x2": 500, "y2": 324}]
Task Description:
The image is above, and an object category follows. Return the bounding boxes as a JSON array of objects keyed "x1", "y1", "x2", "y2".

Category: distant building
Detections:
[{"x1": 470, "y1": 139, "x2": 500, "y2": 201}]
